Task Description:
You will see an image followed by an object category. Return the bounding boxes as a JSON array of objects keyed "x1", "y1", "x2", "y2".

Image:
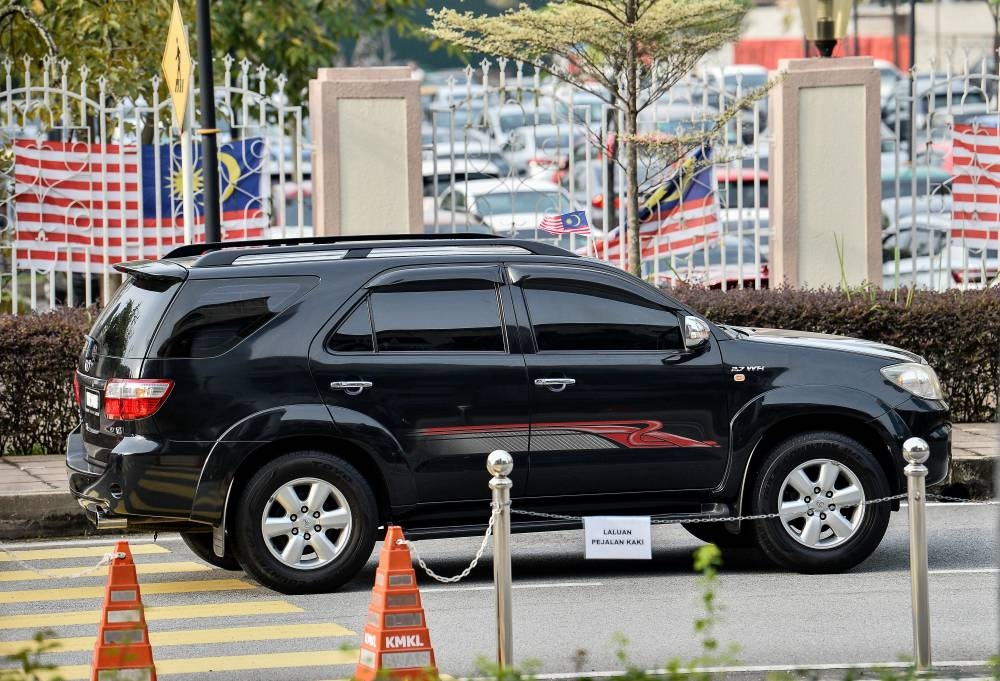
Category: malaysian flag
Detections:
[
  {"x1": 538, "y1": 210, "x2": 590, "y2": 235},
  {"x1": 592, "y1": 147, "x2": 720, "y2": 265},
  {"x1": 14, "y1": 137, "x2": 266, "y2": 273},
  {"x1": 951, "y1": 122, "x2": 1000, "y2": 251}
]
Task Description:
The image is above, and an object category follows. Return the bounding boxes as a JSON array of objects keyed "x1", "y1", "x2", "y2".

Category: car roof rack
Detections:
[
  {"x1": 163, "y1": 233, "x2": 576, "y2": 267},
  {"x1": 164, "y1": 232, "x2": 495, "y2": 259}
]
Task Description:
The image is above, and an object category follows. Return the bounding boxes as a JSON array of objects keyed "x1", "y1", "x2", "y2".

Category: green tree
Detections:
[
  {"x1": 427, "y1": 0, "x2": 752, "y2": 275},
  {"x1": 0, "y1": 0, "x2": 421, "y2": 101}
]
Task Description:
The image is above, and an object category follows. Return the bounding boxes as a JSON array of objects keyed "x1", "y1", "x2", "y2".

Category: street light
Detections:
[{"x1": 799, "y1": 0, "x2": 852, "y2": 58}]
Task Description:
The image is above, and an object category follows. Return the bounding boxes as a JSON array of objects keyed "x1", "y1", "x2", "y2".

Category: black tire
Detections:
[
  {"x1": 751, "y1": 431, "x2": 891, "y2": 574},
  {"x1": 180, "y1": 531, "x2": 243, "y2": 571},
  {"x1": 231, "y1": 450, "x2": 378, "y2": 594},
  {"x1": 681, "y1": 522, "x2": 758, "y2": 549}
]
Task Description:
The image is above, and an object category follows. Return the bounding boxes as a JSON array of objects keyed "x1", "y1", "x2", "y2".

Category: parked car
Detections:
[
  {"x1": 436, "y1": 177, "x2": 580, "y2": 232},
  {"x1": 503, "y1": 124, "x2": 588, "y2": 177},
  {"x1": 67, "y1": 233, "x2": 951, "y2": 593},
  {"x1": 882, "y1": 215, "x2": 999, "y2": 290},
  {"x1": 644, "y1": 234, "x2": 769, "y2": 289}
]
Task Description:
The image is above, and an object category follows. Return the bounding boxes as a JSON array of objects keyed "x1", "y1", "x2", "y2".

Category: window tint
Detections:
[
  {"x1": 371, "y1": 283, "x2": 504, "y2": 352},
  {"x1": 328, "y1": 300, "x2": 374, "y2": 352},
  {"x1": 154, "y1": 277, "x2": 317, "y2": 358},
  {"x1": 523, "y1": 277, "x2": 682, "y2": 351},
  {"x1": 91, "y1": 278, "x2": 181, "y2": 358}
]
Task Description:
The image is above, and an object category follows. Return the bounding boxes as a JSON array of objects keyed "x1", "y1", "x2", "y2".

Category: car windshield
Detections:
[
  {"x1": 475, "y1": 190, "x2": 566, "y2": 216},
  {"x1": 500, "y1": 110, "x2": 554, "y2": 132},
  {"x1": 721, "y1": 178, "x2": 768, "y2": 209}
]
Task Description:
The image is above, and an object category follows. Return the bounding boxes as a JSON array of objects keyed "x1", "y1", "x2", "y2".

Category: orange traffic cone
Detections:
[
  {"x1": 355, "y1": 526, "x2": 438, "y2": 681},
  {"x1": 91, "y1": 541, "x2": 157, "y2": 681}
]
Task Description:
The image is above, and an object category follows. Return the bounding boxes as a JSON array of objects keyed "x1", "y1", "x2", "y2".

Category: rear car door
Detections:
[
  {"x1": 309, "y1": 264, "x2": 531, "y2": 511},
  {"x1": 509, "y1": 263, "x2": 730, "y2": 498}
]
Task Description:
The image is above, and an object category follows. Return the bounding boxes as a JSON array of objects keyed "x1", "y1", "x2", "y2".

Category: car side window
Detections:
[
  {"x1": 328, "y1": 299, "x2": 375, "y2": 353},
  {"x1": 370, "y1": 281, "x2": 505, "y2": 352},
  {"x1": 521, "y1": 276, "x2": 683, "y2": 352}
]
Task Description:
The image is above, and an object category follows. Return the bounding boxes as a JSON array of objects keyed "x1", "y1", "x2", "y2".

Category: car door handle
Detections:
[
  {"x1": 534, "y1": 378, "x2": 576, "y2": 392},
  {"x1": 329, "y1": 380, "x2": 373, "y2": 396}
]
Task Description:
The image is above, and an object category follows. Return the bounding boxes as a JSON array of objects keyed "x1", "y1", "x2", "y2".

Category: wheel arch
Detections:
[{"x1": 734, "y1": 412, "x2": 901, "y2": 520}]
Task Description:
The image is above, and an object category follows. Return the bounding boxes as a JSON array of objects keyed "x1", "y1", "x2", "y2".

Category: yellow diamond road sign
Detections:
[{"x1": 162, "y1": 0, "x2": 192, "y2": 131}]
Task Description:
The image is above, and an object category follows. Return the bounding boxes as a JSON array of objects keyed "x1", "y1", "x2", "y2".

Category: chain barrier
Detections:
[
  {"x1": 509, "y1": 492, "x2": 944, "y2": 525},
  {"x1": 0, "y1": 540, "x2": 123, "y2": 579},
  {"x1": 926, "y1": 493, "x2": 1000, "y2": 505},
  {"x1": 397, "y1": 503, "x2": 500, "y2": 583}
]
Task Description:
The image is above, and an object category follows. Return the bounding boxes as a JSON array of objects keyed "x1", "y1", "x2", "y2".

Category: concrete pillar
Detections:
[
  {"x1": 769, "y1": 57, "x2": 882, "y2": 288},
  {"x1": 308, "y1": 67, "x2": 422, "y2": 236}
]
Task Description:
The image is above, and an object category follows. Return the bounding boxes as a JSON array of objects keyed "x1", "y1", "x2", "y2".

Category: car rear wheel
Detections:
[
  {"x1": 231, "y1": 450, "x2": 378, "y2": 594},
  {"x1": 681, "y1": 522, "x2": 758, "y2": 548},
  {"x1": 751, "y1": 431, "x2": 890, "y2": 574},
  {"x1": 180, "y1": 531, "x2": 242, "y2": 571}
]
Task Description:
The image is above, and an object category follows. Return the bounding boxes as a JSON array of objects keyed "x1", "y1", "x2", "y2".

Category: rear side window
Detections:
[
  {"x1": 153, "y1": 276, "x2": 318, "y2": 358},
  {"x1": 91, "y1": 278, "x2": 181, "y2": 358},
  {"x1": 370, "y1": 282, "x2": 504, "y2": 352},
  {"x1": 328, "y1": 300, "x2": 374, "y2": 353}
]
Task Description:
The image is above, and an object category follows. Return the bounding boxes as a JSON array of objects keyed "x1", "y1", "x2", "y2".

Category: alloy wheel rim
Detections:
[
  {"x1": 260, "y1": 477, "x2": 353, "y2": 570},
  {"x1": 777, "y1": 458, "x2": 866, "y2": 550}
]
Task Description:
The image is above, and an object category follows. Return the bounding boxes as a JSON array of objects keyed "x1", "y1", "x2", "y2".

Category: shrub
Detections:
[
  {"x1": 0, "y1": 309, "x2": 92, "y2": 456},
  {"x1": 671, "y1": 286, "x2": 1000, "y2": 423}
]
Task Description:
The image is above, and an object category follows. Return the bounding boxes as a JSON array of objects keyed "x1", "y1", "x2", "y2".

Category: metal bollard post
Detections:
[
  {"x1": 487, "y1": 450, "x2": 514, "y2": 670},
  {"x1": 903, "y1": 437, "x2": 932, "y2": 671}
]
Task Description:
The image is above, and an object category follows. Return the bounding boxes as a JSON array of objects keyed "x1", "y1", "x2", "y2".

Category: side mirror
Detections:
[{"x1": 683, "y1": 316, "x2": 711, "y2": 350}]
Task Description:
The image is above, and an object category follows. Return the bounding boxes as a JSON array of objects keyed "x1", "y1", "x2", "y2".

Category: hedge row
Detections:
[
  {"x1": 0, "y1": 288, "x2": 997, "y2": 455},
  {"x1": 671, "y1": 286, "x2": 1000, "y2": 423},
  {"x1": 0, "y1": 309, "x2": 92, "y2": 456}
]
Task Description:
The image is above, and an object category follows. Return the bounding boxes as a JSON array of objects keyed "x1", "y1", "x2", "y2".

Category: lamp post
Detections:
[{"x1": 798, "y1": 0, "x2": 852, "y2": 58}]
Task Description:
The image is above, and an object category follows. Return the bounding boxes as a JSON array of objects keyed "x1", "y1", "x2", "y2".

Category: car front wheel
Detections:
[
  {"x1": 752, "y1": 431, "x2": 891, "y2": 574},
  {"x1": 231, "y1": 450, "x2": 378, "y2": 594}
]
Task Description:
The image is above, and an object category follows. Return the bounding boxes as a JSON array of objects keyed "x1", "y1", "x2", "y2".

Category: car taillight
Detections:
[
  {"x1": 73, "y1": 374, "x2": 81, "y2": 406},
  {"x1": 104, "y1": 379, "x2": 173, "y2": 420}
]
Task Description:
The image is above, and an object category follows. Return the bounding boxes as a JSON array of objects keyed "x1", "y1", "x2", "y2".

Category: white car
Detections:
[
  {"x1": 882, "y1": 215, "x2": 999, "y2": 290},
  {"x1": 479, "y1": 102, "x2": 557, "y2": 145},
  {"x1": 503, "y1": 124, "x2": 589, "y2": 176},
  {"x1": 435, "y1": 177, "x2": 582, "y2": 233}
]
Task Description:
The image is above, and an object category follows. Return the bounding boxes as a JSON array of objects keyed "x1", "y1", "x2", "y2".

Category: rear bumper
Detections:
[{"x1": 66, "y1": 425, "x2": 207, "y2": 525}]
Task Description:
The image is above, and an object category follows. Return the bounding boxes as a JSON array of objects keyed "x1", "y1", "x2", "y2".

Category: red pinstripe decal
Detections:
[{"x1": 417, "y1": 420, "x2": 719, "y2": 448}]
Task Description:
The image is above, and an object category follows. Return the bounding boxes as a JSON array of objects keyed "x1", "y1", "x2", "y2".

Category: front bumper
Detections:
[
  {"x1": 888, "y1": 396, "x2": 951, "y2": 486},
  {"x1": 66, "y1": 425, "x2": 207, "y2": 525}
]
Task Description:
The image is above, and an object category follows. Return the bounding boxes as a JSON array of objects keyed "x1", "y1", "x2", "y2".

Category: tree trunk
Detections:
[{"x1": 625, "y1": 0, "x2": 641, "y2": 277}]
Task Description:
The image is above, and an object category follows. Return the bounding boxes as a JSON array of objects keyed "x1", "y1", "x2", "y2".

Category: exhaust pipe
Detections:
[{"x1": 95, "y1": 511, "x2": 128, "y2": 530}]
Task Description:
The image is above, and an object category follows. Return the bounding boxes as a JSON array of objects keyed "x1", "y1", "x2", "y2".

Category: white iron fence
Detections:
[{"x1": 0, "y1": 55, "x2": 310, "y2": 313}]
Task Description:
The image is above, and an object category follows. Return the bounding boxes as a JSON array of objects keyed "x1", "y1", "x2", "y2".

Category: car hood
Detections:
[{"x1": 726, "y1": 326, "x2": 923, "y2": 363}]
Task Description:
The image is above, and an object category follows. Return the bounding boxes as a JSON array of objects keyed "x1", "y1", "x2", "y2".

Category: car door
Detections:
[
  {"x1": 309, "y1": 264, "x2": 531, "y2": 510},
  {"x1": 509, "y1": 263, "x2": 730, "y2": 499}
]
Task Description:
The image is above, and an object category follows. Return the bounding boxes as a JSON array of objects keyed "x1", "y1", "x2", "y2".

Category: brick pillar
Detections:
[
  {"x1": 308, "y1": 67, "x2": 422, "y2": 236},
  {"x1": 769, "y1": 57, "x2": 882, "y2": 287}
]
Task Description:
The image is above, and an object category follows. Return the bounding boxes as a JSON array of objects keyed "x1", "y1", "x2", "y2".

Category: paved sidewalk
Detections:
[{"x1": 0, "y1": 423, "x2": 995, "y2": 540}]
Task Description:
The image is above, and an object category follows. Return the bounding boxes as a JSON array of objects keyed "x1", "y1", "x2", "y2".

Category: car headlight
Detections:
[{"x1": 880, "y1": 363, "x2": 944, "y2": 400}]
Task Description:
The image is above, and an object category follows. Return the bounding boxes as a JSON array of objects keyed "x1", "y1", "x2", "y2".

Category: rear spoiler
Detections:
[{"x1": 113, "y1": 260, "x2": 189, "y2": 283}]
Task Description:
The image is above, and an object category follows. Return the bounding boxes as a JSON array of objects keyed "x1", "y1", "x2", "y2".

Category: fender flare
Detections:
[
  {"x1": 723, "y1": 386, "x2": 907, "y2": 520},
  {"x1": 189, "y1": 403, "x2": 414, "y2": 527}
]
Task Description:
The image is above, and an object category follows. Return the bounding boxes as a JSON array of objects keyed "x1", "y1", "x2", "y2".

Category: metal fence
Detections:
[
  {"x1": 4, "y1": 53, "x2": 1000, "y2": 313},
  {"x1": 0, "y1": 55, "x2": 309, "y2": 313}
]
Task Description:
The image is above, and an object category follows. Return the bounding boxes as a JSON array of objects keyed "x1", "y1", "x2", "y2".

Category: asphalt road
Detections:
[{"x1": 0, "y1": 503, "x2": 996, "y2": 681}]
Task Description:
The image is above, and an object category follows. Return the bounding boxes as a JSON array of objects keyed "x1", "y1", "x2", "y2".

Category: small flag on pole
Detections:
[{"x1": 538, "y1": 210, "x2": 590, "y2": 235}]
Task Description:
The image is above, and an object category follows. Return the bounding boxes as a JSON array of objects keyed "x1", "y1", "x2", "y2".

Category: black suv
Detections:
[{"x1": 67, "y1": 234, "x2": 951, "y2": 593}]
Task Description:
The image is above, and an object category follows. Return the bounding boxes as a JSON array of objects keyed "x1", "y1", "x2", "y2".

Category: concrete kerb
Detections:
[{"x1": 0, "y1": 423, "x2": 995, "y2": 541}]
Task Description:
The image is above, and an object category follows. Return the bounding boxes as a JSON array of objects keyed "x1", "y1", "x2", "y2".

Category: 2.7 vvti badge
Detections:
[{"x1": 67, "y1": 234, "x2": 951, "y2": 593}]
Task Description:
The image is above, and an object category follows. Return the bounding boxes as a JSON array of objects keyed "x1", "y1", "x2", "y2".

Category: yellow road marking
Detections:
[
  {"x1": 0, "y1": 561, "x2": 211, "y2": 582},
  {"x1": 0, "y1": 579, "x2": 254, "y2": 604},
  {"x1": 0, "y1": 622, "x2": 355, "y2": 655},
  {"x1": 0, "y1": 599, "x2": 302, "y2": 630},
  {"x1": 0, "y1": 544, "x2": 170, "y2": 562},
  {"x1": 43, "y1": 649, "x2": 360, "y2": 680}
]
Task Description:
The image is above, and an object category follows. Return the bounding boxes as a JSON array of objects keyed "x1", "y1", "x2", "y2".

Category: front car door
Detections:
[
  {"x1": 508, "y1": 263, "x2": 730, "y2": 501},
  {"x1": 309, "y1": 264, "x2": 530, "y2": 517}
]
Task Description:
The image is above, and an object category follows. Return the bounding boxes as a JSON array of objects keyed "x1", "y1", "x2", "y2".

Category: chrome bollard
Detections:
[
  {"x1": 903, "y1": 437, "x2": 932, "y2": 671},
  {"x1": 487, "y1": 450, "x2": 514, "y2": 669}
]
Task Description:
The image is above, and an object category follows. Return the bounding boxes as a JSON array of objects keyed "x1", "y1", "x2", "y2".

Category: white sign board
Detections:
[{"x1": 584, "y1": 516, "x2": 652, "y2": 560}]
